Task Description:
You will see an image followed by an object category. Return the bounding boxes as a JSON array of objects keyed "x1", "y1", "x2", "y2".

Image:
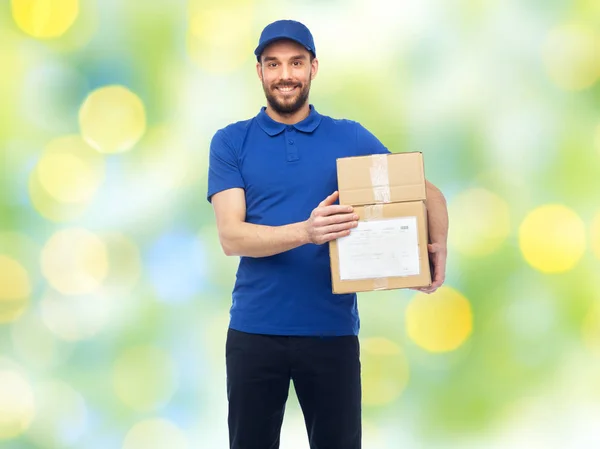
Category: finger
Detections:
[
  {"x1": 318, "y1": 191, "x2": 339, "y2": 208},
  {"x1": 318, "y1": 229, "x2": 353, "y2": 243},
  {"x1": 319, "y1": 221, "x2": 358, "y2": 235},
  {"x1": 319, "y1": 213, "x2": 359, "y2": 227},
  {"x1": 317, "y1": 204, "x2": 354, "y2": 217}
]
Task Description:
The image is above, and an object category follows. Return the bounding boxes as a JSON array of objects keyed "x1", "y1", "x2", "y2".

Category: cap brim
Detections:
[{"x1": 254, "y1": 36, "x2": 313, "y2": 60}]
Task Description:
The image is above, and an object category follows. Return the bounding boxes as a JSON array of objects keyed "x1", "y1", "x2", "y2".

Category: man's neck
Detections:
[{"x1": 265, "y1": 103, "x2": 310, "y2": 125}]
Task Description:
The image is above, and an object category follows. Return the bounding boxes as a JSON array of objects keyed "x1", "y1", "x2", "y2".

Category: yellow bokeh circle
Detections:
[
  {"x1": 28, "y1": 170, "x2": 88, "y2": 222},
  {"x1": 29, "y1": 135, "x2": 104, "y2": 221},
  {"x1": 582, "y1": 303, "x2": 600, "y2": 356},
  {"x1": 406, "y1": 286, "x2": 473, "y2": 352},
  {"x1": 11, "y1": 0, "x2": 79, "y2": 39},
  {"x1": 37, "y1": 153, "x2": 98, "y2": 203},
  {"x1": 0, "y1": 370, "x2": 35, "y2": 440},
  {"x1": 41, "y1": 228, "x2": 108, "y2": 295},
  {"x1": 591, "y1": 212, "x2": 600, "y2": 261},
  {"x1": 360, "y1": 337, "x2": 409, "y2": 406},
  {"x1": 79, "y1": 85, "x2": 146, "y2": 154},
  {"x1": 0, "y1": 256, "x2": 30, "y2": 323},
  {"x1": 123, "y1": 419, "x2": 188, "y2": 449},
  {"x1": 519, "y1": 204, "x2": 586, "y2": 273},
  {"x1": 113, "y1": 345, "x2": 178, "y2": 412},
  {"x1": 543, "y1": 23, "x2": 600, "y2": 91},
  {"x1": 187, "y1": 7, "x2": 254, "y2": 73},
  {"x1": 448, "y1": 188, "x2": 511, "y2": 257}
]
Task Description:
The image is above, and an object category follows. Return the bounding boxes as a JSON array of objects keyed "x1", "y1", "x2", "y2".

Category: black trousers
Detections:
[{"x1": 226, "y1": 328, "x2": 362, "y2": 449}]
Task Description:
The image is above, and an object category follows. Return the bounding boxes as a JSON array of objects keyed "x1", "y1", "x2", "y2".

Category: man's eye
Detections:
[
  {"x1": 292, "y1": 61, "x2": 301, "y2": 66},
  {"x1": 268, "y1": 63, "x2": 278, "y2": 68}
]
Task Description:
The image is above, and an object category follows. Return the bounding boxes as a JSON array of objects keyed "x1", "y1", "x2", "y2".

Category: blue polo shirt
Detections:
[{"x1": 207, "y1": 105, "x2": 388, "y2": 336}]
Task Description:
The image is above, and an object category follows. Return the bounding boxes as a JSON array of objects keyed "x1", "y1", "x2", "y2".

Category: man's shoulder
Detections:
[
  {"x1": 215, "y1": 116, "x2": 255, "y2": 137},
  {"x1": 211, "y1": 116, "x2": 257, "y2": 150},
  {"x1": 317, "y1": 113, "x2": 371, "y2": 137},
  {"x1": 319, "y1": 112, "x2": 362, "y2": 129}
]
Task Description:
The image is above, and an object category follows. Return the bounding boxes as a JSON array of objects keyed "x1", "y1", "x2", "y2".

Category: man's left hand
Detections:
[{"x1": 412, "y1": 243, "x2": 447, "y2": 294}]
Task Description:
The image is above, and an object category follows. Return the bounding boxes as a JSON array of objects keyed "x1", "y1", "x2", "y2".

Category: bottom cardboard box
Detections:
[{"x1": 329, "y1": 201, "x2": 431, "y2": 294}]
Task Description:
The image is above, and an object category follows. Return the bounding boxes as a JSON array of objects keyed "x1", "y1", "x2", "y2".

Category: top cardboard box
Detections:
[{"x1": 337, "y1": 152, "x2": 426, "y2": 206}]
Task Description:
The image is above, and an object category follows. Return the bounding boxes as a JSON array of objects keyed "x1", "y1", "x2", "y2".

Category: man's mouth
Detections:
[{"x1": 275, "y1": 85, "x2": 299, "y2": 94}]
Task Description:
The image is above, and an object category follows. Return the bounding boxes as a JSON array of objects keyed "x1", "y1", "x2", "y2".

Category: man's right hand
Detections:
[{"x1": 304, "y1": 191, "x2": 359, "y2": 245}]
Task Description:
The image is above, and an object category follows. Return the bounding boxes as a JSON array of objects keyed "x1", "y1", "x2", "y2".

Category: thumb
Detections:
[{"x1": 319, "y1": 190, "x2": 339, "y2": 207}]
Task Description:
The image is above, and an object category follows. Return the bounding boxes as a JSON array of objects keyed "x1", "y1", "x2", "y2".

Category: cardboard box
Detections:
[{"x1": 329, "y1": 152, "x2": 432, "y2": 294}]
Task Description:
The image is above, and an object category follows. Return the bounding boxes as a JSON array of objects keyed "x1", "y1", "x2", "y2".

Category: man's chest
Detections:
[
  {"x1": 238, "y1": 135, "x2": 352, "y2": 223},
  {"x1": 240, "y1": 136, "x2": 349, "y2": 195}
]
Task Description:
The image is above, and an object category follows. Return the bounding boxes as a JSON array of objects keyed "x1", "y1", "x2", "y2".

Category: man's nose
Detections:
[{"x1": 280, "y1": 64, "x2": 291, "y2": 80}]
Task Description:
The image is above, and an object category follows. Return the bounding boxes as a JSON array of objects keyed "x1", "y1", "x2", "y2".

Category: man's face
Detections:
[{"x1": 256, "y1": 40, "x2": 318, "y2": 115}]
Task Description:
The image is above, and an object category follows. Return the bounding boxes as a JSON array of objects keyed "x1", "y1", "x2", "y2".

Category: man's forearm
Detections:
[
  {"x1": 219, "y1": 221, "x2": 310, "y2": 258},
  {"x1": 425, "y1": 180, "x2": 449, "y2": 245}
]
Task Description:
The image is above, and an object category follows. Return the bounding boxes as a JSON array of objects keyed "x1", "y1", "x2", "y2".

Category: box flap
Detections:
[{"x1": 337, "y1": 152, "x2": 426, "y2": 206}]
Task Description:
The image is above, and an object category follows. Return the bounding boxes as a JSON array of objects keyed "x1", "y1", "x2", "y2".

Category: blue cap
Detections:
[{"x1": 254, "y1": 20, "x2": 316, "y2": 61}]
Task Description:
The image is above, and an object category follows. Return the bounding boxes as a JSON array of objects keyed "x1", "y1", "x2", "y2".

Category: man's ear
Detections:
[
  {"x1": 256, "y1": 61, "x2": 263, "y2": 82},
  {"x1": 311, "y1": 57, "x2": 319, "y2": 80}
]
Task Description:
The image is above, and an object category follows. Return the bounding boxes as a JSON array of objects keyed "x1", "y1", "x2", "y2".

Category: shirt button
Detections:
[
  {"x1": 286, "y1": 126, "x2": 294, "y2": 132},
  {"x1": 288, "y1": 140, "x2": 294, "y2": 145}
]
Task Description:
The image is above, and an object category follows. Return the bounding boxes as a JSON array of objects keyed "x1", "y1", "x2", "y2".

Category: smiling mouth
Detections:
[{"x1": 275, "y1": 85, "x2": 299, "y2": 94}]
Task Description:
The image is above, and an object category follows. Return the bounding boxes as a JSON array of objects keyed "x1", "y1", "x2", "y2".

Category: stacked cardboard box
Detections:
[{"x1": 329, "y1": 152, "x2": 432, "y2": 293}]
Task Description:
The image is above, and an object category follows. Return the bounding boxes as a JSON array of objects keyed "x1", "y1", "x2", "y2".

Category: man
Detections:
[{"x1": 207, "y1": 19, "x2": 448, "y2": 449}]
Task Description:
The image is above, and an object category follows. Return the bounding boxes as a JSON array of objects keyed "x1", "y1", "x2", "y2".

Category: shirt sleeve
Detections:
[
  {"x1": 207, "y1": 129, "x2": 245, "y2": 203},
  {"x1": 355, "y1": 122, "x2": 391, "y2": 155}
]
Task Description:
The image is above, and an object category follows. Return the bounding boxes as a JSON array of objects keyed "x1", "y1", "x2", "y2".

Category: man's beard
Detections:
[{"x1": 263, "y1": 80, "x2": 310, "y2": 115}]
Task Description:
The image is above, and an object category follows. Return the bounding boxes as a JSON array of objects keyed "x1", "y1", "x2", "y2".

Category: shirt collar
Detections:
[{"x1": 256, "y1": 104, "x2": 323, "y2": 136}]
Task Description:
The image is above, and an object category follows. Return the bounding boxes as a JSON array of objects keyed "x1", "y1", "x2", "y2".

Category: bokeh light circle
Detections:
[
  {"x1": 0, "y1": 256, "x2": 30, "y2": 323},
  {"x1": 582, "y1": 303, "x2": 600, "y2": 356},
  {"x1": 113, "y1": 345, "x2": 178, "y2": 412},
  {"x1": 37, "y1": 153, "x2": 99, "y2": 203},
  {"x1": 29, "y1": 135, "x2": 105, "y2": 221},
  {"x1": 0, "y1": 370, "x2": 35, "y2": 440},
  {"x1": 41, "y1": 228, "x2": 108, "y2": 295},
  {"x1": 123, "y1": 418, "x2": 188, "y2": 449},
  {"x1": 79, "y1": 85, "x2": 147, "y2": 154},
  {"x1": 591, "y1": 212, "x2": 600, "y2": 261},
  {"x1": 448, "y1": 188, "x2": 511, "y2": 257},
  {"x1": 543, "y1": 23, "x2": 600, "y2": 91},
  {"x1": 519, "y1": 204, "x2": 586, "y2": 273},
  {"x1": 11, "y1": 0, "x2": 79, "y2": 39},
  {"x1": 360, "y1": 337, "x2": 409, "y2": 406},
  {"x1": 28, "y1": 169, "x2": 88, "y2": 222},
  {"x1": 187, "y1": 8, "x2": 254, "y2": 73},
  {"x1": 406, "y1": 286, "x2": 473, "y2": 352},
  {"x1": 40, "y1": 290, "x2": 112, "y2": 341}
]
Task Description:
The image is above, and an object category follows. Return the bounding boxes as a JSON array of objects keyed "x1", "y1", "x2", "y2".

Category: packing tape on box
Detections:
[
  {"x1": 363, "y1": 204, "x2": 383, "y2": 220},
  {"x1": 369, "y1": 154, "x2": 391, "y2": 203},
  {"x1": 372, "y1": 277, "x2": 388, "y2": 291}
]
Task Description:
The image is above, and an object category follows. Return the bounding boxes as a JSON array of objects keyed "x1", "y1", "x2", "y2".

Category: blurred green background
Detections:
[{"x1": 1, "y1": 0, "x2": 600, "y2": 448}]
